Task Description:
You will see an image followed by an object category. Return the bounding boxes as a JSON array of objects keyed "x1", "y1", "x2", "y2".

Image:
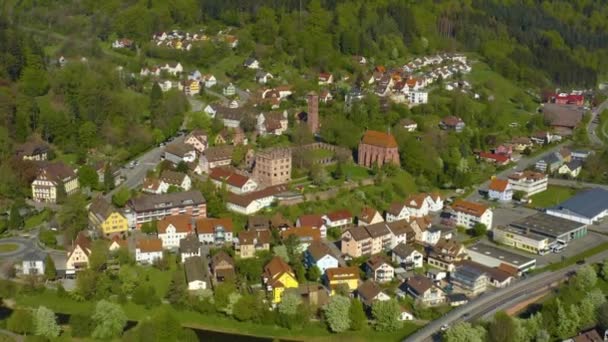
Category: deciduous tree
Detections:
[
  {"x1": 488, "y1": 311, "x2": 516, "y2": 342},
  {"x1": 7, "y1": 308, "x2": 34, "y2": 335},
  {"x1": 91, "y1": 300, "x2": 127, "y2": 340},
  {"x1": 44, "y1": 255, "x2": 56, "y2": 280},
  {"x1": 324, "y1": 295, "x2": 351, "y2": 333},
  {"x1": 573, "y1": 265, "x2": 597, "y2": 291},
  {"x1": 34, "y1": 306, "x2": 60, "y2": 338},
  {"x1": 371, "y1": 298, "x2": 402, "y2": 332},
  {"x1": 444, "y1": 322, "x2": 486, "y2": 342}
]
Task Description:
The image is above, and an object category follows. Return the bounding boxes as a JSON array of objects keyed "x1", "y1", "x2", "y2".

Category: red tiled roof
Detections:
[
  {"x1": 479, "y1": 152, "x2": 510, "y2": 163},
  {"x1": 489, "y1": 178, "x2": 509, "y2": 192},
  {"x1": 361, "y1": 130, "x2": 398, "y2": 148},
  {"x1": 325, "y1": 209, "x2": 352, "y2": 222},
  {"x1": 441, "y1": 116, "x2": 464, "y2": 127},
  {"x1": 451, "y1": 200, "x2": 488, "y2": 217},
  {"x1": 326, "y1": 267, "x2": 359, "y2": 282},
  {"x1": 209, "y1": 168, "x2": 251, "y2": 188},
  {"x1": 298, "y1": 214, "x2": 324, "y2": 227},
  {"x1": 280, "y1": 226, "x2": 321, "y2": 242},
  {"x1": 137, "y1": 238, "x2": 163, "y2": 253},
  {"x1": 196, "y1": 218, "x2": 233, "y2": 234},
  {"x1": 157, "y1": 215, "x2": 193, "y2": 234}
]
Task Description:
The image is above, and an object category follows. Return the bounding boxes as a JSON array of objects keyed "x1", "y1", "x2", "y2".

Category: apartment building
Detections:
[
  {"x1": 451, "y1": 200, "x2": 493, "y2": 230},
  {"x1": 341, "y1": 222, "x2": 392, "y2": 258},
  {"x1": 507, "y1": 171, "x2": 548, "y2": 197},
  {"x1": 127, "y1": 191, "x2": 206, "y2": 228}
]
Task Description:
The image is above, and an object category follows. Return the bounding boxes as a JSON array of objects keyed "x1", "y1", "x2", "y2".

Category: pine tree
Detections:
[
  {"x1": 166, "y1": 270, "x2": 187, "y2": 306},
  {"x1": 44, "y1": 255, "x2": 57, "y2": 280},
  {"x1": 349, "y1": 299, "x2": 367, "y2": 331},
  {"x1": 8, "y1": 204, "x2": 24, "y2": 230},
  {"x1": 103, "y1": 164, "x2": 115, "y2": 192}
]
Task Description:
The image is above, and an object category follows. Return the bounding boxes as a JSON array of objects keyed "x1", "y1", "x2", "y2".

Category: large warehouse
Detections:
[
  {"x1": 546, "y1": 188, "x2": 608, "y2": 224},
  {"x1": 494, "y1": 212, "x2": 587, "y2": 255},
  {"x1": 467, "y1": 242, "x2": 536, "y2": 275}
]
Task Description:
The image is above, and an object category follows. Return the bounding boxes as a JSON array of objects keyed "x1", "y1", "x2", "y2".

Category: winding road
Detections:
[{"x1": 587, "y1": 99, "x2": 608, "y2": 146}]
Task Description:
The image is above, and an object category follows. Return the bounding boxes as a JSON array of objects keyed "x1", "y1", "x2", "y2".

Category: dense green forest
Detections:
[{"x1": 1, "y1": 0, "x2": 607, "y2": 205}]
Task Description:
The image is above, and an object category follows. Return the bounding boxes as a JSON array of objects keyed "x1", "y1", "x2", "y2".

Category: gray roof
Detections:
[
  {"x1": 453, "y1": 264, "x2": 487, "y2": 282},
  {"x1": 564, "y1": 159, "x2": 583, "y2": 170},
  {"x1": 179, "y1": 234, "x2": 201, "y2": 254},
  {"x1": 128, "y1": 190, "x2": 205, "y2": 212},
  {"x1": 23, "y1": 250, "x2": 47, "y2": 262},
  {"x1": 392, "y1": 243, "x2": 418, "y2": 259},
  {"x1": 539, "y1": 152, "x2": 561, "y2": 165},
  {"x1": 550, "y1": 188, "x2": 608, "y2": 219},
  {"x1": 184, "y1": 256, "x2": 208, "y2": 283},
  {"x1": 467, "y1": 242, "x2": 536, "y2": 267},
  {"x1": 509, "y1": 212, "x2": 585, "y2": 238}
]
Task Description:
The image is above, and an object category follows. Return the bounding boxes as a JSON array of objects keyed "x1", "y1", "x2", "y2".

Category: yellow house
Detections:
[
  {"x1": 66, "y1": 232, "x2": 92, "y2": 275},
  {"x1": 325, "y1": 267, "x2": 360, "y2": 295},
  {"x1": 263, "y1": 256, "x2": 299, "y2": 303},
  {"x1": 89, "y1": 196, "x2": 129, "y2": 236}
]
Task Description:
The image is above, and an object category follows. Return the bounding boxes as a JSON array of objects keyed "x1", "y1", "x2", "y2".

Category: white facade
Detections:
[
  {"x1": 386, "y1": 207, "x2": 410, "y2": 223},
  {"x1": 211, "y1": 177, "x2": 258, "y2": 195},
  {"x1": 455, "y1": 209, "x2": 493, "y2": 230},
  {"x1": 136, "y1": 249, "x2": 163, "y2": 264},
  {"x1": 406, "y1": 200, "x2": 430, "y2": 218},
  {"x1": 392, "y1": 249, "x2": 423, "y2": 269},
  {"x1": 488, "y1": 184, "x2": 513, "y2": 202},
  {"x1": 188, "y1": 280, "x2": 207, "y2": 291},
  {"x1": 508, "y1": 174, "x2": 548, "y2": 196},
  {"x1": 226, "y1": 194, "x2": 276, "y2": 215},
  {"x1": 425, "y1": 195, "x2": 444, "y2": 212},
  {"x1": 199, "y1": 230, "x2": 234, "y2": 245},
  {"x1": 422, "y1": 229, "x2": 441, "y2": 246},
  {"x1": 399, "y1": 311, "x2": 414, "y2": 321},
  {"x1": 408, "y1": 90, "x2": 428, "y2": 105},
  {"x1": 158, "y1": 225, "x2": 190, "y2": 249},
  {"x1": 22, "y1": 259, "x2": 44, "y2": 275}
]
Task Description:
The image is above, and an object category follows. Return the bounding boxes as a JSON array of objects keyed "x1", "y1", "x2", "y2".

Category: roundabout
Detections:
[{"x1": 0, "y1": 238, "x2": 31, "y2": 258}]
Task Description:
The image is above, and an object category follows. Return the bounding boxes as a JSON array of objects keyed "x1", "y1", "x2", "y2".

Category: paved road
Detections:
[
  {"x1": 405, "y1": 249, "x2": 608, "y2": 342},
  {"x1": 105, "y1": 136, "x2": 185, "y2": 199},
  {"x1": 467, "y1": 142, "x2": 570, "y2": 201},
  {"x1": 587, "y1": 99, "x2": 608, "y2": 146}
]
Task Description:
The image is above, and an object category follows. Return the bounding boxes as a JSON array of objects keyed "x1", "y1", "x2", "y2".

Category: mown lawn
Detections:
[
  {"x1": 25, "y1": 209, "x2": 52, "y2": 229},
  {"x1": 529, "y1": 186, "x2": 578, "y2": 208}
]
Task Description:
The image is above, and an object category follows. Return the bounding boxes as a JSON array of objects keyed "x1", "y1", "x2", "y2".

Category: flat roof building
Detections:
[{"x1": 467, "y1": 242, "x2": 536, "y2": 274}]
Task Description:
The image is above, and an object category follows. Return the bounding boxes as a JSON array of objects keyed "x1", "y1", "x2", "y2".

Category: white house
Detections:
[
  {"x1": 422, "y1": 227, "x2": 442, "y2": 246},
  {"x1": 160, "y1": 171, "x2": 192, "y2": 191},
  {"x1": 204, "y1": 104, "x2": 217, "y2": 118},
  {"x1": 164, "y1": 143, "x2": 196, "y2": 165},
  {"x1": 558, "y1": 160, "x2": 583, "y2": 178},
  {"x1": 135, "y1": 238, "x2": 163, "y2": 264},
  {"x1": 209, "y1": 168, "x2": 258, "y2": 194},
  {"x1": 488, "y1": 178, "x2": 513, "y2": 202},
  {"x1": 451, "y1": 200, "x2": 493, "y2": 230},
  {"x1": 243, "y1": 58, "x2": 260, "y2": 69},
  {"x1": 425, "y1": 193, "x2": 444, "y2": 212},
  {"x1": 22, "y1": 251, "x2": 46, "y2": 276},
  {"x1": 157, "y1": 215, "x2": 193, "y2": 249},
  {"x1": 408, "y1": 90, "x2": 428, "y2": 105},
  {"x1": 318, "y1": 73, "x2": 334, "y2": 85},
  {"x1": 399, "y1": 309, "x2": 415, "y2": 321},
  {"x1": 322, "y1": 210, "x2": 353, "y2": 230},
  {"x1": 226, "y1": 185, "x2": 287, "y2": 215},
  {"x1": 392, "y1": 243, "x2": 423, "y2": 269},
  {"x1": 366, "y1": 256, "x2": 395, "y2": 283},
  {"x1": 184, "y1": 256, "x2": 208, "y2": 291},
  {"x1": 386, "y1": 203, "x2": 410, "y2": 223},
  {"x1": 197, "y1": 218, "x2": 234, "y2": 245},
  {"x1": 161, "y1": 62, "x2": 183, "y2": 76},
  {"x1": 255, "y1": 71, "x2": 274, "y2": 84},
  {"x1": 405, "y1": 194, "x2": 430, "y2": 218},
  {"x1": 179, "y1": 234, "x2": 201, "y2": 261},
  {"x1": 202, "y1": 74, "x2": 217, "y2": 88},
  {"x1": 157, "y1": 80, "x2": 174, "y2": 92}
]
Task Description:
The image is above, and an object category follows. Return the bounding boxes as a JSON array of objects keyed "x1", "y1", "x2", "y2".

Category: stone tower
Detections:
[{"x1": 306, "y1": 92, "x2": 319, "y2": 134}]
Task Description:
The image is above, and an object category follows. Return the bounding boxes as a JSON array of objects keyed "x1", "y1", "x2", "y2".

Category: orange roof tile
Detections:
[
  {"x1": 157, "y1": 215, "x2": 193, "y2": 234},
  {"x1": 137, "y1": 238, "x2": 163, "y2": 253},
  {"x1": 452, "y1": 200, "x2": 488, "y2": 217},
  {"x1": 361, "y1": 130, "x2": 398, "y2": 148},
  {"x1": 489, "y1": 178, "x2": 509, "y2": 192}
]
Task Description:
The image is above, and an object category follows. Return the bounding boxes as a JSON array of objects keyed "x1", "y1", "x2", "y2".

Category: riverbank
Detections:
[{"x1": 15, "y1": 290, "x2": 422, "y2": 342}]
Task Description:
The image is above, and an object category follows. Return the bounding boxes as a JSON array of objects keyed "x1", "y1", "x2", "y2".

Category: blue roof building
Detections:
[{"x1": 546, "y1": 188, "x2": 608, "y2": 224}]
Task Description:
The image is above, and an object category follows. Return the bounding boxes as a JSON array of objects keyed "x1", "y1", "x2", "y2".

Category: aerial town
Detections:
[{"x1": 1, "y1": 1, "x2": 608, "y2": 341}]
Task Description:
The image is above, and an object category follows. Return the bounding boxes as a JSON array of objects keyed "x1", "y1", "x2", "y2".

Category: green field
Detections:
[
  {"x1": 0, "y1": 243, "x2": 20, "y2": 253},
  {"x1": 529, "y1": 185, "x2": 578, "y2": 208}
]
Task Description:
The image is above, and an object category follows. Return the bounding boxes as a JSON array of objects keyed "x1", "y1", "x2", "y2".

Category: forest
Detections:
[{"x1": 0, "y1": 0, "x2": 607, "y2": 205}]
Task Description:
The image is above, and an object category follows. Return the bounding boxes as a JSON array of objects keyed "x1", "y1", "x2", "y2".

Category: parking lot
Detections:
[{"x1": 491, "y1": 205, "x2": 538, "y2": 228}]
